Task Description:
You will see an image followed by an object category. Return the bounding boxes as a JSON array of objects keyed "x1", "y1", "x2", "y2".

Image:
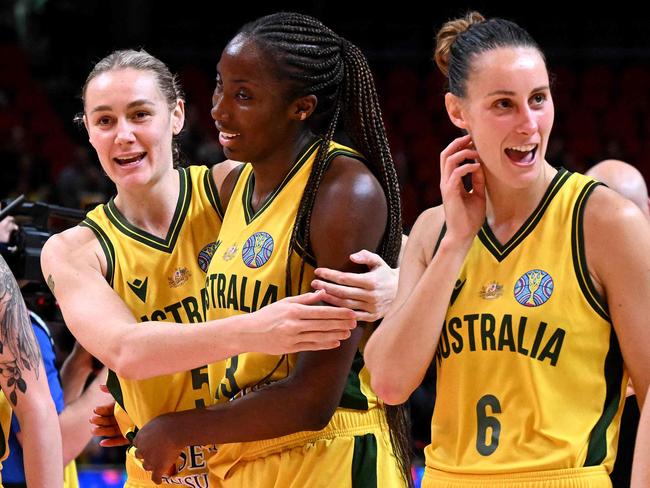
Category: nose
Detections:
[
  {"x1": 517, "y1": 106, "x2": 538, "y2": 135},
  {"x1": 114, "y1": 118, "x2": 135, "y2": 145},
  {"x1": 211, "y1": 89, "x2": 229, "y2": 123}
]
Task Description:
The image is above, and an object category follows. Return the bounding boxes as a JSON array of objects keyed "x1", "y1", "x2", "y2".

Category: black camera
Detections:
[{"x1": 1, "y1": 195, "x2": 86, "y2": 283}]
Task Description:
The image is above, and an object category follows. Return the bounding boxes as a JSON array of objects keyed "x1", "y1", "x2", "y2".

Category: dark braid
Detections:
[{"x1": 237, "y1": 12, "x2": 410, "y2": 485}]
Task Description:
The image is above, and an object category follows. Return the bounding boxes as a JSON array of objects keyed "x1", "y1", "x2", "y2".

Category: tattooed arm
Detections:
[{"x1": 0, "y1": 256, "x2": 63, "y2": 486}]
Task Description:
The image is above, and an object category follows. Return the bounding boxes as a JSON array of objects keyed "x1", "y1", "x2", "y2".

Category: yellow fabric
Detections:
[
  {"x1": 426, "y1": 170, "x2": 626, "y2": 477},
  {"x1": 422, "y1": 465, "x2": 612, "y2": 488},
  {"x1": 83, "y1": 165, "x2": 222, "y2": 487},
  {"x1": 0, "y1": 390, "x2": 11, "y2": 480},
  {"x1": 63, "y1": 460, "x2": 78, "y2": 488},
  {"x1": 210, "y1": 408, "x2": 404, "y2": 487},
  {"x1": 204, "y1": 140, "x2": 399, "y2": 485}
]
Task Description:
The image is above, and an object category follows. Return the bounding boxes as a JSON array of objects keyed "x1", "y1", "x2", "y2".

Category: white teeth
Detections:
[
  {"x1": 508, "y1": 144, "x2": 537, "y2": 152},
  {"x1": 115, "y1": 153, "x2": 145, "y2": 164},
  {"x1": 220, "y1": 132, "x2": 240, "y2": 138}
]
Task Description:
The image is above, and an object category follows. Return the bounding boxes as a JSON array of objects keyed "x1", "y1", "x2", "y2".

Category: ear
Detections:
[
  {"x1": 445, "y1": 92, "x2": 469, "y2": 130},
  {"x1": 171, "y1": 99, "x2": 185, "y2": 135},
  {"x1": 290, "y1": 95, "x2": 318, "y2": 121}
]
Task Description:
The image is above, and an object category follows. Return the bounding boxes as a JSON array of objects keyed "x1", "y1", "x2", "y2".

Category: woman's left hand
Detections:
[
  {"x1": 312, "y1": 250, "x2": 398, "y2": 322},
  {"x1": 132, "y1": 414, "x2": 182, "y2": 483}
]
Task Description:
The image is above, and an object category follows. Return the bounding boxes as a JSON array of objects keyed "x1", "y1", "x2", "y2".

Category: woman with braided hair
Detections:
[
  {"x1": 365, "y1": 10, "x2": 650, "y2": 488},
  {"x1": 132, "y1": 11, "x2": 410, "y2": 488}
]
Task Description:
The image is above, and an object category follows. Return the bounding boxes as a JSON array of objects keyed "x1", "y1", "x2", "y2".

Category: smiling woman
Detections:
[
  {"x1": 40, "y1": 49, "x2": 364, "y2": 488},
  {"x1": 364, "y1": 11, "x2": 650, "y2": 488}
]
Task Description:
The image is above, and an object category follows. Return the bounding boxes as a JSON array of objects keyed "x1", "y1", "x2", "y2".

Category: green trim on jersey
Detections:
[
  {"x1": 80, "y1": 217, "x2": 116, "y2": 287},
  {"x1": 351, "y1": 433, "x2": 378, "y2": 488},
  {"x1": 204, "y1": 165, "x2": 225, "y2": 220},
  {"x1": 242, "y1": 139, "x2": 321, "y2": 225},
  {"x1": 106, "y1": 369, "x2": 125, "y2": 412},
  {"x1": 432, "y1": 223, "x2": 447, "y2": 258},
  {"x1": 571, "y1": 180, "x2": 610, "y2": 321},
  {"x1": 104, "y1": 167, "x2": 191, "y2": 253},
  {"x1": 584, "y1": 328, "x2": 624, "y2": 466},
  {"x1": 340, "y1": 353, "x2": 370, "y2": 410},
  {"x1": 478, "y1": 168, "x2": 571, "y2": 262}
]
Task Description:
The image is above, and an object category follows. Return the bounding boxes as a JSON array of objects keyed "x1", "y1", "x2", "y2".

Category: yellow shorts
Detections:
[
  {"x1": 209, "y1": 408, "x2": 407, "y2": 488},
  {"x1": 123, "y1": 444, "x2": 216, "y2": 488},
  {"x1": 422, "y1": 465, "x2": 611, "y2": 488}
]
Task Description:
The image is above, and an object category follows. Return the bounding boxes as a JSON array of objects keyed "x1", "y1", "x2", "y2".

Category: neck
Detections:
[
  {"x1": 249, "y1": 130, "x2": 315, "y2": 210},
  {"x1": 485, "y1": 162, "x2": 557, "y2": 241},
  {"x1": 113, "y1": 168, "x2": 180, "y2": 238}
]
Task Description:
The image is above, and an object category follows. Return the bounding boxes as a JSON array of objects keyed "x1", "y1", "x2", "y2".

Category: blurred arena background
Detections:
[{"x1": 0, "y1": 1, "x2": 648, "y2": 486}]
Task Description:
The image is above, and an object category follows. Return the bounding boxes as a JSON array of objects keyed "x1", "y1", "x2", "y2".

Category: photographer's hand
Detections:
[{"x1": 0, "y1": 216, "x2": 18, "y2": 244}]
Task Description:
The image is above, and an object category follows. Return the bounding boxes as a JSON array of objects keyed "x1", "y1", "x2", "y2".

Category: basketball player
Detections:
[
  {"x1": 132, "y1": 13, "x2": 411, "y2": 487},
  {"x1": 40, "y1": 49, "x2": 360, "y2": 487},
  {"x1": 365, "y1": 12, "x2": 650, "y2": 488}
]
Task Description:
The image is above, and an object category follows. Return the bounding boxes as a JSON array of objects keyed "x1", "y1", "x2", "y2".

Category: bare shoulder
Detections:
[
  {"x1": 212, "y1": 159, "x2": 245, "y2": 210},
  {"x1": 583, "y1": 185, "x2": 650, "y2": 286},
  {"x1": 42, "y1": 225, "x2": 106, "y2": 282},
  {"x1": 317, "y1": 154, "x2": 385, "y2": 211},
  {"x1": 211, "y1": 159, "x2": 243, "y2": 193},
  {"x1": 583, "y1": 185, "x2": 650, "y2": 245},
  {"x1": 409, "y1": 205, "x2": 446, "y2": 265}
]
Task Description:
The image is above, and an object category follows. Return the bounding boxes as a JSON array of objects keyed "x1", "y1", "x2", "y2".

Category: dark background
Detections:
[{"x1": 2, "y1": 0, "x2": 650, "y2": 227}]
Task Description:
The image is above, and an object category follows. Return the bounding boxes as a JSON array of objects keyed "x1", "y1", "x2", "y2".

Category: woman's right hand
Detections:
[
  {"x1": 440, "y1": 134, "x2": 486, "y2": 244},
  {"x1": 249, "y1": 290, "x2": 356, "y2": 355}
]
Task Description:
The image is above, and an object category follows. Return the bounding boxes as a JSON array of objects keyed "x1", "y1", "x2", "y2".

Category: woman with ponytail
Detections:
[{"x1": 365, "y1": 11, "x2": 650, "y2": 488}]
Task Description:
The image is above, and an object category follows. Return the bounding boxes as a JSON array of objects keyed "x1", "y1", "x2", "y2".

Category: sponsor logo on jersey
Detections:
[
  {"x1": 168, "y1": 267, "x2": 192, "y2": 288},
  {"x1": 514, "y1": 269, "x2": 554, "y2": 306},
  {"x1": 480, "y1": 281, "x2": 503, "y2": 300},
  {"x1": 242, "y1": 231, "x2": 274, "y2": 268},
  {"x1": 127, "y1": 277, "x2": 148, "y2": 303},
  {"x1": 223, "y1": 243, "x2": 238, "y2": 261},
  {"x1": 198, "y1": 240, "x2": 221, "y2": 272}
]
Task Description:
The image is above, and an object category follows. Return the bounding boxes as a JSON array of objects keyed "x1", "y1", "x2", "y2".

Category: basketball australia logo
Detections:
[
  {"x1": 242, "y1": 232, "x2": 274, "y2": 268},
  {"x1": 514, "y1": 269, "x2": 554, "y2": 307}
]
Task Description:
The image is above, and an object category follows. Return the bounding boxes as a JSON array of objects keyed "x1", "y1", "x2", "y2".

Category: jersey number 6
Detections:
[{"x1": 476, "y1": 394, "x2": 501, "y2": 456}]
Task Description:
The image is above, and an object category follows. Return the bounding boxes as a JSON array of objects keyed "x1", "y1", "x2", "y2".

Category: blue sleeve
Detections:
[{"x1": 32, "y1": 325, "x2": 65, "y2": 413}]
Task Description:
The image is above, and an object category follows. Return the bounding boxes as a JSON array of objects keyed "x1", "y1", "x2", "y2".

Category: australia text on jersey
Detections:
[{"x1": 435, "y1": 313, "x2": 566, "y2": 367}]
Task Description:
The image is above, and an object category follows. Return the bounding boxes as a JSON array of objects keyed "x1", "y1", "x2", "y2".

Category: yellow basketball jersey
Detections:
[
  {"x1": 425, "y1": 169, "x2": 626, "y2": 476},
  {"x1": 82, "y1": 165, "x2": 223, "y2": 486},
  {"x1": 205, "y1": 139, "x2": 378, "y2": 417}
]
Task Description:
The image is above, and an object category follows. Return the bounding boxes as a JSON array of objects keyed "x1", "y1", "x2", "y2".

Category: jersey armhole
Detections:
[
  {"x1": 79, "y1": 217, "x2": 116, "y2": 287},
  {"x1": 432, "y1": 222, "x2": 447, "y2": 259},
  {"x1": 571, "y1": 181, "x2": 610, "y2": 322},
  {"x1": 204, "y1": 166, "x2": 225, "y2": 220}
]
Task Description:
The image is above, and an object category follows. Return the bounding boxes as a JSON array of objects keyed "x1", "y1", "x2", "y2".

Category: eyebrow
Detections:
[
  {"x1": 486, "y1": 86, "x2": 550, "y2": 97},
  {"x1": 90, "y1": 99, "x2": 156, "y2": 114}
]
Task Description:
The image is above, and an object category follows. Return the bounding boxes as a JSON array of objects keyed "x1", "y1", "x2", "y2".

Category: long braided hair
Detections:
[{"x1": 235, "y1": 12, "x2": 410, "y2": 484}]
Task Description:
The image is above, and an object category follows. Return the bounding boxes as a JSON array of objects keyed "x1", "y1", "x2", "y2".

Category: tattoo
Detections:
[
  {"x1": 0, "y1": 256, "x2": 41, "y2": 406},
  {"x1": 47, "y1": 274, "x2": 55, "y2": 295}
]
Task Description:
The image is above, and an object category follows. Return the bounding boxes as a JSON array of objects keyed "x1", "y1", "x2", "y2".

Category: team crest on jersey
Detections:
[
  {"x1": 479, "y1": 281, "x2": 503, "y2": 300},
  {"x1": 168, "y1": 267, "x2": 191, "y2": 288},
  {"x1": 242, "y1": 231, "x2": 274, "y2": 268},
  {"x1": 514, "y1": 269, "x2": 554, "y2": 307},
  {"x1": 198, "y1": 240, "x2": 221, "y2": 272},
  {"x1": 223, "y1": 243, "x2": 238, "y2": 261}
]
